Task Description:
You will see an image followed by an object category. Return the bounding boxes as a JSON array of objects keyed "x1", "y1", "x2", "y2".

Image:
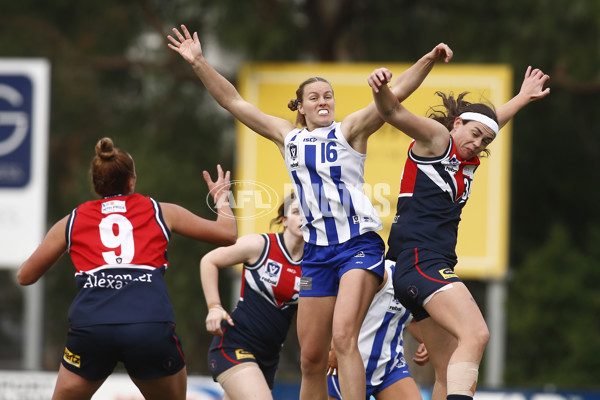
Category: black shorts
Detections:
[
  {"x1": 393, "y1": 248, "x2": 462, "y2": 321},
  {"x1": 207, "y1": 327, "x2": 279, "y2": 389},
  {"x1": 62, "y1": 322, "x2": 185, "y2": 380}
]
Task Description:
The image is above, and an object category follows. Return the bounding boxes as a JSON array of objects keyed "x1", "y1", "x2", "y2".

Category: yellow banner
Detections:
[{"x1": 234, "y1": 63, "x2": 512, "y2": 279}]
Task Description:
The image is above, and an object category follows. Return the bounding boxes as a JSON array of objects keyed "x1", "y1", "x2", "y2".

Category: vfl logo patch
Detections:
[
  {"x1": 235, "y1": 349, "x2": 256, "y2": 360},
  {"x1": 439, "y1": 268, "x2": 458, "y2": 279},
  {"x1": 261, "y1": 260, "x2": 282, "y2": 286},
  {"x1": 63, "y1": 347, "x2": 81, "y2": 368},
  {"x1": 354, "y1": 251, "x2": 365, "y2": 258},
  {"x1": 289, "y1": 143, "x2": 298, "y2": 160}
]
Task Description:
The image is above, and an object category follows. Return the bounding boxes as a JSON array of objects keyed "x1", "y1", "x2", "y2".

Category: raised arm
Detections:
[
  {"x1": 161, "y1": 164, "x2": 237, "y2": 246},
  {"x1": 343, "y1": 43, "x2": 453, "y2": 152},
  {"x1": 167, "y1": 25, "x2": 295, "y2": 153},
  {"x1": 369, "y1": 68, "x2": 450, "y2": 156},
  {"x1": 496, "y1": 66, "x2": 551, "y2": 128},
  {"x1": 390, "y1": 42, "x2": 453, "y2": 102},
  {"x1": 200, "y1": 233, "x2": 266, "y2": 336}
]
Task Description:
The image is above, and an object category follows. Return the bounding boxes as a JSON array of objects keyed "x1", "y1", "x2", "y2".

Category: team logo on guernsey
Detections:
[
  {"x1": 63, "y1": 347, "x2": 81, "y2": 368},
  {"x1": 261, "y1": 260, "x2": 282, "y2": 286},
  {"x1": 288, "y1": 143, "x2": 299, "y2": 168},
  {"x1": 235, "y1": 349, "x2": 256, "y2": 360},
  {"x1": 289, "y1": 143, "x2": 298, "y2": 159},
  {"x1": 439, "y1": 268, "x2": 458, "y2": 279},
  {"x1": 443, "y1": 155, "x2": 461, "y2": 174},
  {"x1": 101, "y1": 200, "x2": 126, "y2": 214}
]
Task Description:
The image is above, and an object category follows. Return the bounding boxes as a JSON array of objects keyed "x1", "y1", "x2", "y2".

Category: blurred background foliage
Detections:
[{"x1": 0, "y1": 0, "x2": 599, "y2": 390}]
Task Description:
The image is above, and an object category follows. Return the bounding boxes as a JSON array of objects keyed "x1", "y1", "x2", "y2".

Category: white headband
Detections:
[{"x1": 459, "y1": 112, "x2": 499, "y2": 135}]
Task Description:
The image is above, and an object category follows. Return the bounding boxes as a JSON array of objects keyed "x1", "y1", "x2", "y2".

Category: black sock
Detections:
[{"x1": 447, "y1": 395, "x2": 472, "y2": 400}]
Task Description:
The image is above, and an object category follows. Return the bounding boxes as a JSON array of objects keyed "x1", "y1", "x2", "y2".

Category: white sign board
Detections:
[{"x1": 0, "y1": 59, "x2": 50, "y2": 268}]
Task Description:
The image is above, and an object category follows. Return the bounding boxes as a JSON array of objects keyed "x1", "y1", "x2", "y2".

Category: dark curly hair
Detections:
[{"x1": 428, "y1": 92, "x2": 497, "y2": 156}]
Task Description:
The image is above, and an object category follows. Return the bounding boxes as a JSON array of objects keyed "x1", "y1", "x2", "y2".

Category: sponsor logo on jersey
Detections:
[
  {"x1": 354, "y1": 251, "x2": 365, "y2": 258},
  {"x1": 81, "y1": 270, "x2": 153, "y2": 289},
  {"x1": 63, "y1": 347, "x2": 81, "y2": 368},
  {"x1": 299, "y1": 276, "x2": 312, "y2": 291},
  {"x1": 439, "y1": 268, "x2": 458, "y2": 279},
  {"x1": 101, "y1": 200, "x2": 127, "y2": 214},
  {"x1": 463, "y1": 164, "x2": 476, "y2": 178},
  {"x1": 294, "y1": 276, "x2": 301, "y2": 292},
  {"x1": 235, "y1": 349, "x2": 256, "y2": 360},
  {"x1": 388, "y1": 297, "x2": 404, "y2": 313},
  {"x1": 303, "y1": 137, "x2": 317, "y2": 142},
  {"x1": 261, "y1": 260, "x2": 282, "y2": 286}
]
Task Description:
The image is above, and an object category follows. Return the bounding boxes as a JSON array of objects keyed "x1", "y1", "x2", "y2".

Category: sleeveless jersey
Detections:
[
  {"x1": 283, "y1": 121, "x2": 382, "y2": 246},
  {"x1": 66, "y1": 193, "x2": 174, "y2": 327},
  {"x1": 387, "y1": 137, "x2": 480, "y2": 262},
  {"x1": 229, "y1": 233, "x2": 302, "y2": 356},
  {"x1": 359, "y1": 261, "x2": 412, "y2": 387}
]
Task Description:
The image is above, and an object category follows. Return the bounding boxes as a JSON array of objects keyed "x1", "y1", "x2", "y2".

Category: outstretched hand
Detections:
[
  {"x1": 167, "y1": 24, "x2": 202, "y2": 64},
  {"x1": 519, "y1": 66, "x2": 551, "y2": 102},
  {"x1": 203, "y1": 164, "x2": 231, "y2": 208},
  {"x1": 429, "y1": 42, "x2": 453, "y2": 64},
  {"x1": 368, "y1": 68, "x2": 393, "y2": 93}
]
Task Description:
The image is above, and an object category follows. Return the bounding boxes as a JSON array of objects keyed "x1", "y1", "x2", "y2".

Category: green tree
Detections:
[
  {"x1": 1, "y1": 0, "x2": 599, "y2": 386},
  {"x1": 506, "y1": 225, "x2": 600, "y2": 388}
]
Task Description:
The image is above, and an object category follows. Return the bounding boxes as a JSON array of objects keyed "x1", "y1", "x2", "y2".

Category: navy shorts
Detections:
[
  {"x1": 207, "y1": 327, "x2": 279, "y2": 389},
  {"x1": 300, "y1": 231, "x2": 385, "y2": 297},
  {"x1": 62, "y1": 322, "x2": 185, "y2": 380},
  {"x1": 393, "y1": 248, "x2": 462, "y2": 321}
]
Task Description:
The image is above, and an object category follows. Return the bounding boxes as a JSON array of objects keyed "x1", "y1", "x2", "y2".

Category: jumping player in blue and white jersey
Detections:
[
  {"x1": 168, "y1": 24, "x2": 453, "y2": 400},
  {"x1": 17, "y1": 137, "x2": 237, "y2": 400},
  {"x1": 326, "y1": 260, "x2": 429, "y2": 400},
  {"x1": 368, "y1": 65, "x2": 550, "y2": 400},
  {"x1": 200, "y1": 194, "x2": 303, "y2": 400}
]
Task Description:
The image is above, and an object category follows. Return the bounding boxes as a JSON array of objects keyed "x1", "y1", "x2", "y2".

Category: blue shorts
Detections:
[
  {"x1": 327, "y1": 357, "x2": 412, "y2": 399},
  {"x1": 62, "y1": 322, "x2": 185, "y2": 380},
  {"x1": 393, "y1": 248, "x2": 462, "y2": 321},
  {"x1": 207, "y1": 326, "x2": 279, "y2": 389},
  {"x1": 300, "y1": 231, "x2": 385, "y2": 297}
]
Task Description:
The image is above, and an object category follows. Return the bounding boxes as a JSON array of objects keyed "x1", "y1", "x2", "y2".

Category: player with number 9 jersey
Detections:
[
  {"x1": 66, "y1": 193, "x2": 174, "y2": 327},
  {"x1": 17, "y1": 137, "x2": 237, "y2": 400}
]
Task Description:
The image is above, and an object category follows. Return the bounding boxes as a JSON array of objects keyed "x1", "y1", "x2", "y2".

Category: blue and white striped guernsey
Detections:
[
  {"x1": 284, "y1": 121, "x2": 382, "y2": 246},
  {"x1": 360, "y1": 260, "x2": 412, "y2": 388}
]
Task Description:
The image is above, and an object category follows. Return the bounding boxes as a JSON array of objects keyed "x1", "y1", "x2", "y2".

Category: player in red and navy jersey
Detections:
[
  {"x1": 200, "y1": 193, "x2": 303, "y2": 400},
  {"x1": 369, "y1": 65, "x2": 550, "y2": 400},
  {"x1": 17, "y1": 137, "x2": 237, "y2": 400}
]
